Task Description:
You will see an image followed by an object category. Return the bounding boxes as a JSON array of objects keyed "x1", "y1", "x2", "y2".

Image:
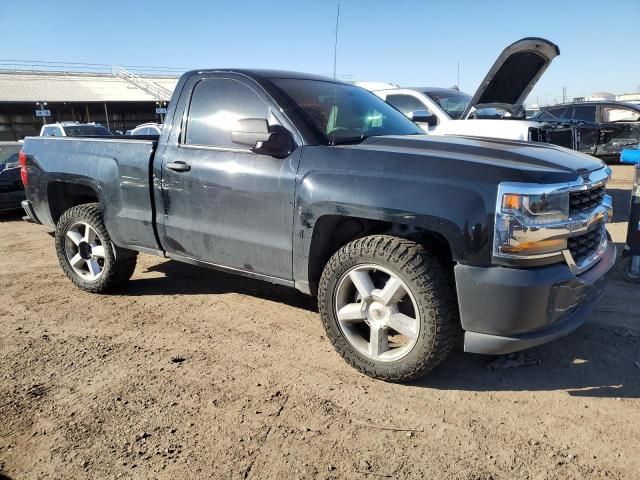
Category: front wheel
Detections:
[
  {"x1": 55, "y1": 203, "x2": 137, "y2": 293},
  {"x1": 318, "y1": 235, "x2": 458, "y2": 381}
]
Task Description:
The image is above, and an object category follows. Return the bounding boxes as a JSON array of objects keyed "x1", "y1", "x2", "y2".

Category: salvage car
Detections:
[
  {"x1": 19, "y1": 69, "x2": 615, "y2": 381},
  {"x1": 359, "y1": 37, "x2": 574, "y2": 148},
  {"x1": 0, "y1": 142, "x2": 25, "y2": 211},
  {"x1": 533, "y1": 101, "x2": 640, "y2": 162}
]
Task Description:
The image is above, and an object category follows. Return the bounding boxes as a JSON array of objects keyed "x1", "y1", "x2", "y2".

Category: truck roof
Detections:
[{"x1": 183, "y1": 69, "x2": 351, "y2": 85}]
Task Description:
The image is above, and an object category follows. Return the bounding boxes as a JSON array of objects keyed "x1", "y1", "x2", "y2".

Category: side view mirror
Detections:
[
  {"x1": 231, "y1": 118, "x2": 293, "y2": 158},
  {"x1": 410, "y1": 110, "x2": 438, "y2": 127}
]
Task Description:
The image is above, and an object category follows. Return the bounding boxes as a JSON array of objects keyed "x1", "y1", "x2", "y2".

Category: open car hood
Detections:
[{"x1": 462, "y1": 37, "x2": 560, "y2": 119}]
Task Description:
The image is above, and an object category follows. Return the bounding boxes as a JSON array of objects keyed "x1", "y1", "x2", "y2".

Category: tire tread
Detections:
[
  {"x1": 318, "y1": 234, "x2": 459, "y2": 382},
  {"x1": 55, "y1": 203, "x2": 137, "y2": 293}
]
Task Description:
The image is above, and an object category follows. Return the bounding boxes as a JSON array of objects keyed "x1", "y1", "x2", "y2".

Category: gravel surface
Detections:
[{"x1": 1, "y1": 165, "x2": 638, "y2": 479}]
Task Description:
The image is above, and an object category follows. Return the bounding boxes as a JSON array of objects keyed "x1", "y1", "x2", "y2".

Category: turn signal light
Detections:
[
  {"x1": 500, "y1": 238, "x2": 567, "y2": 256},
  {"x1": 19, "y1": 150, "x2": 28, "y2": 186},
  {"x1": 502, "y1": 193, "x2": 521, "y2": 211}
]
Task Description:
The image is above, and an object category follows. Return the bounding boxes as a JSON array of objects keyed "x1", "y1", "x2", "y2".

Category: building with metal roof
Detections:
[
  {"x1": 0, "y1": 71, "x2": 177, "y2": 103},
  {"x1": 0, "y1": 62, "x2": 181, "y2": 140}
]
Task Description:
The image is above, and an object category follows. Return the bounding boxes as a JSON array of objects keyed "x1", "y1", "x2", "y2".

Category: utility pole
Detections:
[{"x1": 457, "y1": 61, "x2": 460, "y2": 90}]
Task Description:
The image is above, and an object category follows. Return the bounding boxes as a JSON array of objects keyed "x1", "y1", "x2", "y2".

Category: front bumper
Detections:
[{"x1": 456, "y1": 240, "x2": 616, "y2": 355}]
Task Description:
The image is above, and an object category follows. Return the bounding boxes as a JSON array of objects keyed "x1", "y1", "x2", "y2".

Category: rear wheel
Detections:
[
  {"x1": 318, "y1": 235, "x2": 458, "y2": 381},
  {"x1": 55, "y1": 203, "x2": 137, "y2": 293}
]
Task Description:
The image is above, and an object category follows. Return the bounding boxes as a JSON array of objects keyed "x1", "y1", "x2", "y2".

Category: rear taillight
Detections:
[{"x1": 19, "y1": 150, "x2": 28, "y2": 186}]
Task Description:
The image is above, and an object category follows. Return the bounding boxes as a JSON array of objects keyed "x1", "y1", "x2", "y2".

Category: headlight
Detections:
[
  {"x1": 501, "y1": 191, "x2": 569, "y2": 223},
  {"x1": 494, "y1": 185, "x2": 569, "y2": 259}
]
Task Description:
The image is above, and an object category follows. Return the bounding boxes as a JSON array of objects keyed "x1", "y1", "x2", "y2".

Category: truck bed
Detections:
[{"x1": 22, "y1": 136, "x2": 160, "y2": 253}]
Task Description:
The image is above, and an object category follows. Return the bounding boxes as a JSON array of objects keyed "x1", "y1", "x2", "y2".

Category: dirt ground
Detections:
[{"x1": 1, "y1": 165, "x2": 639, "y2": 480}]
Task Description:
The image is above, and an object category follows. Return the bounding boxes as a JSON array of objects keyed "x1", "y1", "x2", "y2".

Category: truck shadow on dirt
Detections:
[
  {"x1": 419, "y1": 316, "x2": 640, "y2": 399},
  {"x1": 127, "y1": 261, "x2": 640, "y2": 399},
  {"x1": 124, "y1": 260, "x2": 318, "y2": 312}
]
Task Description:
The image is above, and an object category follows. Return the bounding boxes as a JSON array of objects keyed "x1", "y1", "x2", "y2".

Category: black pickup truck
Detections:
[{"x1": 19, "y1": 69, "x2": 616, "y2": 381}]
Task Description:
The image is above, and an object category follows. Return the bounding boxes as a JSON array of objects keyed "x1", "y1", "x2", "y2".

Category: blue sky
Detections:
[{"x1": 1, "y1": 0, "x2": 638, "y2": 104}]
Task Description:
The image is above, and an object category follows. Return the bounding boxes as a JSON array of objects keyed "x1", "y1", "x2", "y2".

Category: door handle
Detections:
[{"x1": 166, "y1": 161, "x2": 191, "y2": 172}]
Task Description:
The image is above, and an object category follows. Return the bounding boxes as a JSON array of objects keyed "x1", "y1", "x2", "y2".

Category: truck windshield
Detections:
[
  {"x1": 62, "y1": 125, "x2": 113, "y2": 136},
  {"x1": 272, "y1": 79, "x2": 422, "y2": 145},
  {"x1": 424, "y1": 91, "x2": 472, "y2": 119}
]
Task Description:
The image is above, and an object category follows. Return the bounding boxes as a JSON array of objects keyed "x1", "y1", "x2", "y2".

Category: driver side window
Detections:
[{"x1": 184, "y1": 78, "x2": 270, "y2": 148}]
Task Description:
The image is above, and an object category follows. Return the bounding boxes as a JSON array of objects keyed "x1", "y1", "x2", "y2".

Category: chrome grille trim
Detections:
[{"x1": 494, "y1": 166, "x2": 613, "y2": 274}]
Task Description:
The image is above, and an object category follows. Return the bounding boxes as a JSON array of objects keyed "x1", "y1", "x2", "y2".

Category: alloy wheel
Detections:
[
  {"x1": 63, "y1": 222, "x2": 106, "y2": 281},
  {"x1": 334, "y1": 264, "x2": 420, "y2": 362}
]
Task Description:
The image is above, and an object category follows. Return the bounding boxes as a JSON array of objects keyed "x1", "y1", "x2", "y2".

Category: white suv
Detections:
[
  {"x1": 40, "y1": 122, "x2": 112, "y2": 137},
  {"x1": 359, "y1": 38, "x2": 561, "y2": 142}
]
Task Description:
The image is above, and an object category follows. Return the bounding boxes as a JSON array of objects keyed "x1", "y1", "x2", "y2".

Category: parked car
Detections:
[
  {"x1": 40, "y1": 122, "x2": 113, "y2": 137},
  {"x1": 0, "y1": 142, "x2": 25, "y2": 211},
  {"x1": 359, "y1": 37, "x2": 573, "y2": 147},
  {"x1": 126, "y1": 123, "x2": 162, "y2": 136},
  {"x1": 533, "y1": 101, "x2": 640, "y2": 162},
  {"x1": 20, "y1": 69, "x2": 615, "y2": 381}
]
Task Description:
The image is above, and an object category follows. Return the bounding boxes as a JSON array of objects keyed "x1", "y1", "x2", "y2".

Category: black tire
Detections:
[
  {"x1": 318, "y1": 235, "x2": 458, "y2": 382},
  {"x1": 618, "y1": 256, "x2": 640, "y2": 284},
  {"x1": 55, "y1": 203, "x2": 137, "y2": 293}
]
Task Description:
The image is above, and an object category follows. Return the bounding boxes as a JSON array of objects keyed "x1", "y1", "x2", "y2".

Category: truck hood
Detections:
[
  {"x1": 350, "y1": 134, "x2": 603, "y2": 182},
  {"x1": 462, "y1": 38, "x2": 560, "y2": 119}
]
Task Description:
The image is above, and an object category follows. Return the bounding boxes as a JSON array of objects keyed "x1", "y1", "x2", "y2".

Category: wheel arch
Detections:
[
  {"x1": 304, "y1": 214, "x2": 454, "y2": 296},
  {"x1": 47, "y1": 181, "x2": 101, "y2": 225}
]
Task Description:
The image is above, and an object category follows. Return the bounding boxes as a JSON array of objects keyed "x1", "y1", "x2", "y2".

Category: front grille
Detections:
[
  {"x1": 568, "y1": 228, "x2": 603, "y2": 265},
  {"x1": 569, "y1": 185, "x2": 605, "y2": 215}
]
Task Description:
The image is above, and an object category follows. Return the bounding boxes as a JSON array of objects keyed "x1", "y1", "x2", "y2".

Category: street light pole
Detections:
[
  {"x1": 156, "y1": 100, "x2": 167, "y2": 123},
  {"x1": 36, "y1": 101, "x2": 48, "y2": 125}
]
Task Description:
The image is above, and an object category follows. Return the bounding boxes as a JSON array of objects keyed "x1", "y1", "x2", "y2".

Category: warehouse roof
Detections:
[{"x1": 0, "y1": 71, "x2": 179, "y2": 102}]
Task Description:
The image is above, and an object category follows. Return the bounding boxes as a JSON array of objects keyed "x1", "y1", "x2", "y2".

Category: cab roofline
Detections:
[{"x1": 181, "y1": 68, "x2": 350, "y2": 85}]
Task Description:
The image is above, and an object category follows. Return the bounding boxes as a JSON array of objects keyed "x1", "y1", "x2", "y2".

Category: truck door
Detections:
[
  {"x1": 156, "y1": 75, "x2": 301, "y2": 280},
  {"x1": 596, "y1": 104, "x2": 640, "y2": 160},
  {"x1": 569, "y1": 105, "x2": 599, "y2": 156}
]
